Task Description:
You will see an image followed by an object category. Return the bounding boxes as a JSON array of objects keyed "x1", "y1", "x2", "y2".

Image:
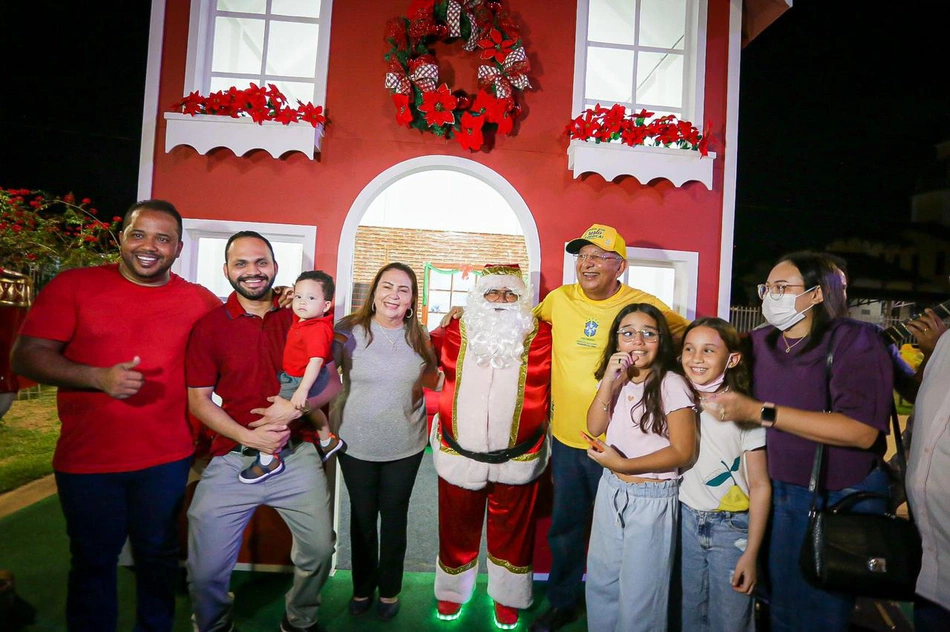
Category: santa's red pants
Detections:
[{"x1": 435, "y1": 476, "x2": 539, "y2": 608}]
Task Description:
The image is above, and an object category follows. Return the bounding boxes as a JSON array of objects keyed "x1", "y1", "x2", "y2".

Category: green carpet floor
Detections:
[{"x1": 0, "y1": 496, "x2": 587, "y2": 631}]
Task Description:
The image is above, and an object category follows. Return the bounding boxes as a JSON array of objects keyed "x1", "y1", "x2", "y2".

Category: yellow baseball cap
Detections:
[{"x1": 565, "y1": 224, "x2": 627, "y2": 258}]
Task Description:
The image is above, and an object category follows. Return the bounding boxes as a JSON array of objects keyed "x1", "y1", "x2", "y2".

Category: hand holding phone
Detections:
[{"x1": 581, "y1": 431, "x2": 604, "y2": 453}]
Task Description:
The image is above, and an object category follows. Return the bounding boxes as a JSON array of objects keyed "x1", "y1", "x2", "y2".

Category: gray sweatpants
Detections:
[
  {"x1": 585, "y1": 470, "x2": 679, "y2": 632},
  {"x1": 187, "y1": 442, "x2": 335, "y2": 631}
]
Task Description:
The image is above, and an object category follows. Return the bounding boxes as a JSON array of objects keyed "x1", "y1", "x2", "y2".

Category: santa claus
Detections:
[{"x1": 429, "y1": 264, "x2": 552, "y2": 629}]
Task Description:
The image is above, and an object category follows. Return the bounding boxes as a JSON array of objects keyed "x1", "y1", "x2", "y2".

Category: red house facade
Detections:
[{"x1": 141, "y1": 0, "x2": 788, "y2": 569}]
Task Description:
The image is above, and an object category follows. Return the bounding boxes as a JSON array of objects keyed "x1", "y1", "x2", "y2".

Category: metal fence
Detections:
[{"x1": 729, "y1": 307, "x2": 912, "y2": 343}]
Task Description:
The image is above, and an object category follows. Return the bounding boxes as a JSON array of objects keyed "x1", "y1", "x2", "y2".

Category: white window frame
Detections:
[
  {"x1": 562, "y1": 245, "x2": 698, "y2": 320},
  {"x1": 568, "y1": 0, "x2": 715, "y2": 187},
  {"x1": 164, "y1": 0, "x2": 333, "y2": 159},
  {"x1": 173, "y1": 218, "x2": 316, "y2": 296}
]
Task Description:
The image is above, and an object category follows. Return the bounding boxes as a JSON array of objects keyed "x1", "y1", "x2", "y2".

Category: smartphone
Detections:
[{"x1": 581, "y1": 431, "x2": 604, "y2": 452}]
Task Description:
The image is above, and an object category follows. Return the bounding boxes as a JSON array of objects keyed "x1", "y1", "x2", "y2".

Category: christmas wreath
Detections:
[{"x1": 383, "y1": 0, "x2": 532, "y2": 151}]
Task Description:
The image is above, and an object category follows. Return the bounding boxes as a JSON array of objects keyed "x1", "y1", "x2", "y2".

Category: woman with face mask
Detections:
[{"x1": 703, "y1": 251, "x2": 895, "y2": 632}]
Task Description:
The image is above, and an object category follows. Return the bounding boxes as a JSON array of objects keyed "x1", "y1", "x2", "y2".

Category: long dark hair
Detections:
[
  {"x1": 336, "y1": 262, "x2": 436, "y2": 370},
  {"x1": 765, "y1": 251, "x2": 847, "y2": 353},
  {"x1": 682, "y1": 317, "x2": 750, "y2": 395},
  {"x1": 594, "y1": 303, "x2": 680, "y2": 436}
]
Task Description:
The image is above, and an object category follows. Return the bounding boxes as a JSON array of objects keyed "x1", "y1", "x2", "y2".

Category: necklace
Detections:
[
  {"x1": 782, "y1": 331, "x2": 808, "y2": 354},
  {"x1": 376, "y1": 322, "x2": 401, "y2": 351},
  {"x1": 698, "y1": 385, "x2": 730, "y2": 402}
]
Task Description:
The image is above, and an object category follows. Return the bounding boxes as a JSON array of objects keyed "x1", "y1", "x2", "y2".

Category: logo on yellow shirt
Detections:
[{"x1": 584, "y1": 319, "x2": 598, "y2": 337}]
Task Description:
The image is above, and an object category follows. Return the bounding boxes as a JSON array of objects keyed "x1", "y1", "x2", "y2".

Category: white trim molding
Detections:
[
  {"x1": 717, "y1": 0, "x2": 743, "y2": 318},
  {"x1": 568, "y1": 140, "x2": 716, "y2": 187},
  {"x1": 562, "y1": 245, "x2": 699, "y2": 319},
  {"x1": 336, "y1": 156, "x2": 542, "y2": 318},
  {"x1": 163, "y1": 113, "x2": 323, "y2": 159}
]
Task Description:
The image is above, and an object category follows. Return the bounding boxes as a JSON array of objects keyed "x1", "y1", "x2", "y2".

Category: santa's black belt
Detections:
[{"x1": 439, "y1": 425, "x2": 545, "y2": 464}]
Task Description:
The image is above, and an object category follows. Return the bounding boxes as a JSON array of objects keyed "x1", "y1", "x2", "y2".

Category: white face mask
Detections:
[{"x1": 761, "y1": 286, "x2": 818, "y2": 331}]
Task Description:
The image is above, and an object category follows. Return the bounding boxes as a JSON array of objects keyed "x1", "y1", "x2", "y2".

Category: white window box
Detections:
[
  {"x1": 163, "y1": 112, "x2": 323, "y2": 159},
  {"x1": 567, "y1": 139, "x2": 715, "y2": 188}
]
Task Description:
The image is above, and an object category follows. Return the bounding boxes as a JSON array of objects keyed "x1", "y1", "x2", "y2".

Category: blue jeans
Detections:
[
  {"x1": 586, "y1": 471, "x2": 679, "y2": 632},
  {"x1": 679, "y1": 505, "x2": 755, "y2": 632},
  {"x1": 55, "y1": 456, "x2": 191, "y2": 632},
  {"x1": 545, "y1": 438, "x2": 604, "y2": 610},
  {"x1": 768, "y1": 465, "x2": 890, "y2": 632}
]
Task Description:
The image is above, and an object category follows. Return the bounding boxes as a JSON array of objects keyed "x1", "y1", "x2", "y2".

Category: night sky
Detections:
[{"x1": 2, "y1": 1, "x2": 947, "y2": 295}]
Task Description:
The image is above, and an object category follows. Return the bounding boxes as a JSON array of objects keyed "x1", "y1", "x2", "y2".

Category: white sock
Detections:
[
  {"x1": 320, "y1": 437, "x2": 333, "y2": 447},
  {"x1": 258, "y1": 453, "x2": 274, "y2": 465}
]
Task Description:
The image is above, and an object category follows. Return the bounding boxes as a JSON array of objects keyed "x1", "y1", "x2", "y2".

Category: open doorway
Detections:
[{"x1": 333, "y1": 156, "x2": 540, "y2": 576}]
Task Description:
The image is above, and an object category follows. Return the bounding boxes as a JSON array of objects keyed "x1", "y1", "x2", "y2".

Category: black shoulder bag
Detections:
[{"x1": 798, "y1": 343, "x2": 922, "y2": 600}]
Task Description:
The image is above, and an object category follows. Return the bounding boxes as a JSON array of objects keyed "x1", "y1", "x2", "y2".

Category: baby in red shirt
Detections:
[{"x1": 240, "y1": 270, "x2": 345, "y2": 483}]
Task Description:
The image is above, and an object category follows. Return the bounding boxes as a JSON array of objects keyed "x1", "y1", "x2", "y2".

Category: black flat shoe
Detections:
[
  {"x1": 377, "y1": 599, "x2": 401, "y2": 620},
  {"x1": 348, "y1": 596, "x2": 373, "y2": 616}
]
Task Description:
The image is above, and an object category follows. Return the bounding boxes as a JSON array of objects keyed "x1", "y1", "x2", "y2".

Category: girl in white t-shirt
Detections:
[
  {"x1": 677, "y1": 317, "x2": 770, "y2": 632},
  {"x1": 584, "y1": 303, "x2": 697, "y2": 632}
]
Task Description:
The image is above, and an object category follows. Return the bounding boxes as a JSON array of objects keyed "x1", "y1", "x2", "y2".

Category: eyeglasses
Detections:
[
  {"x1": 484, "y1": 289, "x2": 519, "y2": 302},
  {"x1": 617, "y1": 328, "x2": 660, "y2": 343},
  {"x1": 574, "y1": 253, "x2": 622, "y2": 264},
  {"x1": 757, "y1": 283, "x2": 806, "y2": 300}
]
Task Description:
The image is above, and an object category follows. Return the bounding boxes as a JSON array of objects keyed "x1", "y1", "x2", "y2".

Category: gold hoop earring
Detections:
[{"x1": 406, "y1": 307, "x2": 413, "y2": 319}]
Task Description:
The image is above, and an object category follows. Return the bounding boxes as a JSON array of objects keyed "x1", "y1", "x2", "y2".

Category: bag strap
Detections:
[{"x1": 806, "y1": 339, "x2": 835, "y2": 512}]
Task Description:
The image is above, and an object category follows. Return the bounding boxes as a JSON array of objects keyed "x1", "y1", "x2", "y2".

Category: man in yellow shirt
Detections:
[{"x1": 530, "y1": 224, "x2": 688, "y2": 632}]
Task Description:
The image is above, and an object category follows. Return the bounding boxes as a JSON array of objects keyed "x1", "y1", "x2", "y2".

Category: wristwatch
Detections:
[{"x1": 760, "y1": 403, "x2": 777, "y2": 428}]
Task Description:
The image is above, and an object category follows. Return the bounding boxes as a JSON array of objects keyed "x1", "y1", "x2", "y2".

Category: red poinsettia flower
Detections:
[
  {"x1": 418, "y1": 84, "x2": 457, "y2": 127},
  {"x1": 274, "y1": 107, "x2": 300, "y2": 125},
  {"x1": 470, "y1": 89, "x2": 498, "y2": 114},
  {"x1": 620, "y1": 123, "x2": 649, "y2": 147},
  {"x1": 455, "y1": 112, "x2": 485, "y2": 151},
  {"x1": 297, "y1": 103, "x2": 326, "y2": 127},
  {"x1": 602, "y1": 103, "x2": 626, "y2": 137},
  {"x1": 477, "y1": 28, "x2": 515, "y2": 64},
  {"x1": 392, "y1": 94, "x2": 414, "y2": 127},
  {"x1": 698, "y1": 131, "x2": 710, "y2": 157},
  {"x1": 175, "y1": 91, "x2": 205, "y2": 115},
  {"x1": 487, "y1": 97, "x2": 515, "y2": 135}
]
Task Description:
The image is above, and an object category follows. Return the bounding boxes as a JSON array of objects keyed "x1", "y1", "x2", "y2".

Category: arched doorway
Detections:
[
  {"x1": 336, "y1": 156, "x2": 540, "y2": 315},
  {"x1": 333, "y1": 156, "x2": 540, "y2": 576}
]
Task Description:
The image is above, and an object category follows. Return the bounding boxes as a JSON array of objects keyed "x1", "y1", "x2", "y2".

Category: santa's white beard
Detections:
[{"x1": 462, "y1": 297, "x2": 535, "y2": 369}]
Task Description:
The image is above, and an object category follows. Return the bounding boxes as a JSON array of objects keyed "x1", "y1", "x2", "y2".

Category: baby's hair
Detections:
[
  {"x1": 296, "y1": 270, "x2": 335, "y2": 300},
  {"x1": 682, "y1": 317, "x2": 750, "y2": 395}
]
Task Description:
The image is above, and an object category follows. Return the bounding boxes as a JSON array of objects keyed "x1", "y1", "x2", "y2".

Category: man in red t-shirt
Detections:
[
  {"x1": 185, "y1": 232, "x2": 338, "y2": 632},
  {"x1": 11, "y1": 200, "x2": 222, "y2": 632}
]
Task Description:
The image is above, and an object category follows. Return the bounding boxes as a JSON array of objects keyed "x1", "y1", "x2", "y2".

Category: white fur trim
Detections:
[
  {"x1": 434, "y1": 556, "x2": 478, "y2": 604},
  {"x1": 477, "y1": 273, "x2": 526, "y2": 293},
  {"x1": 487, "y1": 557, "x2": 534, "y2": 609}
]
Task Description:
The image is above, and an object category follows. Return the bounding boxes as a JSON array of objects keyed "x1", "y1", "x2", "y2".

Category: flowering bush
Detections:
[
  {"x1": 171, "y1": 83, "x2": 328, "y2": 128},
  {"x1": 383, "y1": 0, "x2": 532, "y2": 152},
  {"x1": 0, "y1": 188, "x2": 120, "y2": 288},
  {"x1": 565, "y1": 104, "x2": 709, "y2": 156}
]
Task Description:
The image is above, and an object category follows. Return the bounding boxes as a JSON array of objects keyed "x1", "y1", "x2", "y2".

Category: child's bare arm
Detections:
[
  {"x1": 733, "y1": 447, "x2": 770, "y2": 594},
  {"x1": 589, "y1": 406, "x2": 697, "y2": 475},
  {"x1": 291, "y1": 357, "x2": 326, "y2": 409}
]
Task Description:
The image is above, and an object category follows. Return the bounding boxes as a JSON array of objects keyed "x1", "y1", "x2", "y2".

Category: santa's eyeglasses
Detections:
[{"x1": 484, "y1": 289, "x2": 520, "y2": 302}]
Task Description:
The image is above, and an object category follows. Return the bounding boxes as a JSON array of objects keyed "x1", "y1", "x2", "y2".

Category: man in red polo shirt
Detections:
[
  {"x1": 11, "y1": 200, "x2": 222, "y2": 632},
  {"x1": 185, "y1": 231, "x2": 338, "y2": 632}
]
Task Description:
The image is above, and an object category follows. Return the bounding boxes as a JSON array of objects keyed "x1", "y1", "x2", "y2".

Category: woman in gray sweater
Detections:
[{"x1": 332, "y1": 262, "x2": 439, "y2": 620}]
